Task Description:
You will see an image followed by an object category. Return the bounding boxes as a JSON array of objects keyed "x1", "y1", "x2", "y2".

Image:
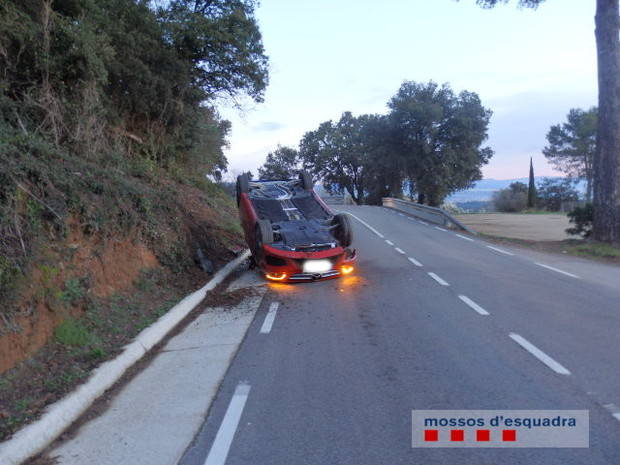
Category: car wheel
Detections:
[
  {"x1": 332, "y1": 213, "x2": 352, "y2": 247},
  {"x1": 299, "y1": 171, "x2": 313, "y2": 191},
  {"x1": 236, "y1": 173, "x2": 250, "y2": 205},
  {"x1": 257, "y1": 219, "x2": 274, "y2": 245}
]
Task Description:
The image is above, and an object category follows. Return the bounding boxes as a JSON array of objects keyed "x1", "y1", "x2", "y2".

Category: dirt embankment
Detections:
[
  {"x1": 0, "y1": 222, "x2": 159, "y2": 374},
  {"x1": 0, "y1": 181, "x2": 243, "y2": 376}
]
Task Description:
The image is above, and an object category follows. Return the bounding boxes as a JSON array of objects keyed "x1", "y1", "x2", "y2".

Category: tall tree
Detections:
[
  {"x1": 527, "y1": 157, "x2": 537, "y2": 208},
  {"x1": 593, "y1": 0, "x2": 620, "y2": 243},
  {"x1": 388, "y1": 81, "x2": 493, "y2": 206},
  {"x1": 362, "y1": 114, "x2": 405, "y2": 204},
  {"x1": 257, "y1": 146, "x2": 299, "y2": 180},
  {"x1": 468, "y1": 0, "x2": 620, "y2": 243},
  {"x1": 299, "y1": 112, "x2": 371, "y2": 204},
  {"x1": 543, "y1": 108, "x2": 597, "y2": 202}
]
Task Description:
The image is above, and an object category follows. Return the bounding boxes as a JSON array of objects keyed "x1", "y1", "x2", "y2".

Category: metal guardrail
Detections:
[{"x1": 381, "y1": 197, "x2": 474, "y2": 233}]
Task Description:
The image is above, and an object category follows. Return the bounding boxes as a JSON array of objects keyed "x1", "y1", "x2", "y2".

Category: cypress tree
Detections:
[{"x1": 527, "y1": 157, "x2": 537, "y2": 208}]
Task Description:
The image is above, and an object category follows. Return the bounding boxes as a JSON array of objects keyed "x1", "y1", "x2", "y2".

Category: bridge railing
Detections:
[{"x1": 381, "y1": 197, "x2": 474, "y2": 233}]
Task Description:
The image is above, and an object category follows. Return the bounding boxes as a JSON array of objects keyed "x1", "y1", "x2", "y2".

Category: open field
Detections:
[{"x1": 455, "y1": 213, "x2": 574, "y2": 241}]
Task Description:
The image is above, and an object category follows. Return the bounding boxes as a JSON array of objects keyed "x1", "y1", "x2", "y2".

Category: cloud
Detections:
[{"x1": 253, "y1": 121, "x2": 285, "y2": 131}]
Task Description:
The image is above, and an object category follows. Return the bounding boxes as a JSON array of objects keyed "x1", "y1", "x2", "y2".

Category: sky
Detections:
[{"x1": 218, "y1": 0, "x2": 598, "y2": 181}]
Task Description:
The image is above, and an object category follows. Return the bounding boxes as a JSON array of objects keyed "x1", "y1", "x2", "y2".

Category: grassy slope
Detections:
[{"x1": 0, "y1": 138, "x2": 246, "y2": 439}]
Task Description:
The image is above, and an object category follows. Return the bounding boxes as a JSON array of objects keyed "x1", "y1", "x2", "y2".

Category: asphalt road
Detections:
[{"x1": 179, "y1": 205, "x2": 620, "y2": 465}]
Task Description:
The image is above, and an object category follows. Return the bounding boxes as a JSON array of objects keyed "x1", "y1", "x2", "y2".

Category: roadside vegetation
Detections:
[
  {"x1": 1, "y1": 0, "x2": 266, "y2": 328},
  {"x1": 258, "y1": 81, "x2": 494, "y2": 207},
  {"x1": 0, "y1": 0, "x2": 266, "y2": 438}
]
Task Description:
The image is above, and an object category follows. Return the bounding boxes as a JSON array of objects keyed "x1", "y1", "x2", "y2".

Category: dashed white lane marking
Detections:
[
  {"x1": 398, "y1": 213, "x2": 405, "y2": 217},
  {"x1": 259, "y1": 302, "x2": 279, "y2": 334},
  {"x1": 455, "y1": 234, "x2": 474, "y2": 242},
  {"x1": 604, "y1": 404, "x2": 620, "y2": 422},
  {"x1": 386, "y1": 239, "x2": 394, "y2": 246},
  {"x1": 344, "y1": 212, "x2": 385, "y2": 239},
  {"x1": 204, "y1": 383, "x2": 251, "y2": 465},
  {"x1": 535, "y1": 263, "x2": 580, "y2": 279},
  {"x1": 418, "y1": 220, "x2": 429, "y2": 226},
  {"x1": 428, "y1": 272, "x2": 449, "y2": 286},
  {"x1": 458, "y1": 295, "x2": 490, "y2": 316},
  {"x1": 509, "y1": 333, "x2": 571, "y2": 375},
  {"x1": 486, "y1": 245, "x2": 515, "y2": 256},
  {"x1": 602, "y1": 404, "x2": 620, "y2": 423},
  {"x1": 395, "y1": 247, "x2": 405, "y2": 254},
  {"x1": 408, "y1": 257, "x2": 423, "y2": 267},
  {"x1": 434, "y1": 226, "x2": 448, "y2": 232}
]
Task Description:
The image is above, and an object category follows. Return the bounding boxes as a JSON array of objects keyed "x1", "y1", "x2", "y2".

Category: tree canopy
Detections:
[
  {"x1": 543, "y1": 107, "x2": 597, "y2": 202},
  {"x1": 389, "y1": 81, "x2": 493, "y2": 206},
  {"x1": 265, "y1": 80, "x2": 493, "y2": 206},
  {"x1": 0, "y1": 0, "x2": 268, "y2": 169},
  {"x1": 258, "y1": 146, "x2": 300, "y2": 180}
]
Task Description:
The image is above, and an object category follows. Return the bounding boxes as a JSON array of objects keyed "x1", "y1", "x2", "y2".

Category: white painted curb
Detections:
[{"x1": 0, "y1": 250, "x2": 251, "y2": 465}]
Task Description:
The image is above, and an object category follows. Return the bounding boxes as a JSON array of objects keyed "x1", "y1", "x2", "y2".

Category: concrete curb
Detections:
[{"x1": 0, "y1": 250, "x2": 250, "y2": 465}]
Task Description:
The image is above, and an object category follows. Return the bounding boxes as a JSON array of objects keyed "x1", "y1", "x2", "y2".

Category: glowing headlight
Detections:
[{"x1": 303, "y1": 259, "x2": 332, "y2": 273}]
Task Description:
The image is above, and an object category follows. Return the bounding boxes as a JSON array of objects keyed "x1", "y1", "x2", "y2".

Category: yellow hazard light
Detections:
[
  {"x1": 265, "y1": 272, "x2": 287, "y2": 281},
  {"x1": 341, "y1": 265, "x2": 354, "y2": 275}
]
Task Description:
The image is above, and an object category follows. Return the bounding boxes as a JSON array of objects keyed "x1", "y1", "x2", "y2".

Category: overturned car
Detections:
[{"x1": 236, "y1": 172, "x2": 356, "y2": 282}]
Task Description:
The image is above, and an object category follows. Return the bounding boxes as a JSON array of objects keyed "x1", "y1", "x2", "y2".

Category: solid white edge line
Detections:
[
  {"x1": 395, "y1": 247, "x2": 405, "y2": 254},
  {"x1": 455, "y1": 234, "x2": 474, "y2": 242},
  {"x1": 486, "y1": 245, "x2": 515, "y2": 256},
  {"x1": 458, "y1": 295, "x2": 490, "y2": 316},
  {"x1": 344, "y1": 212, "x2": 385, "y2": 239},
  {"x1": 427, "y1": 272, "x2": 449, "y2": 286},
  {"x1": 418, "y1": 220, "x2": 429, "y2": 226},
  {"x1": 535, "y1": 263, "x2": 580, "y2": 279},
  {"x1": 509, "y1": 333, "x2": 571, "y2": 375},
  {"x1": 204, "y1": 383, "x2": 251, "y2": 465},
  {"x1": 386, "y1": 239, "x2": 394, "y2": 246},
  {"x1": 259, "y1": 302, "x2": 279, "y2": 334},
  {"x1": 434, "y1": 226, "x2": 448, "y2": 232},
  {"x1": 408, "y1": 257, "x2": 423, "y2": 267},
  {"x1": 613, "y1": 413, "x2": 620, "y2": 422}
]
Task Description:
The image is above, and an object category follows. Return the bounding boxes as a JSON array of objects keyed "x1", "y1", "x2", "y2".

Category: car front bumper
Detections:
[{"x1": 260, "y1": 246, "x2": 357, "y2": 283}]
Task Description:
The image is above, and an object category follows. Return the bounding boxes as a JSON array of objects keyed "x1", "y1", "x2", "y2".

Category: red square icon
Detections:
[
  {"x1": 476, "y1": 429, "x2": 491, "y2": 441},
  {"x1": 424, "y1": 429, "x2": 439, "y2": 441},
  {"x1": 503, "y1": 429, "x2": 517, "y2": 441},
  {"x1": 450, "y1": 430, "x2": 464, "y2": 441}
]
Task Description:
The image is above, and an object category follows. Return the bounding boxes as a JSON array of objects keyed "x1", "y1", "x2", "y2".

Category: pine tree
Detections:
[{"x1": 527, "y1": 157, "x2": 537, "y2": 208}]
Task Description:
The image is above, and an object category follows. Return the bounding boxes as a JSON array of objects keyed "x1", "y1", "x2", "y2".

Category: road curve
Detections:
[{"x1": 179, "y1": 205, "x2": 620, "y2": 465}]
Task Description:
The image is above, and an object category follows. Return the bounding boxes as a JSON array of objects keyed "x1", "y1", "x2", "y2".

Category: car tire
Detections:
[
  {"x1": 299, "y1": 171, "x2": 313, "y2": 191},
  {"x1": 332, "y1": 213, "x2": 352, "y2": 247},
  {"x1": 236, "y1": 173, "x2": 250, "y2": 205},
  {"x1": 257, "y1": 219, "x2": 274, "y2": 246}
]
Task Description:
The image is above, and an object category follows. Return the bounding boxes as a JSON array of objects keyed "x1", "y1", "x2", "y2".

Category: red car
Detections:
[{"x1": 236, "y1": 172, "x2": 356, "y2": 282}]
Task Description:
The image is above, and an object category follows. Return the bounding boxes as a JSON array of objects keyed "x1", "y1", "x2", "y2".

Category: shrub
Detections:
[
  {"x1": 566, "y1": 203, "x2": 593, "y2": 238},
  {"x1": 54, "y1": 318, "x2": 96, "y2": 347},
  {"x1": 492, "y1": 189, "x2": 527, "y2": 212}
]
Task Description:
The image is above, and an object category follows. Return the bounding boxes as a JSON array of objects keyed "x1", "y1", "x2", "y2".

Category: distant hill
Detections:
[
  {"x1": 448, "y1": 177, "x2": 586, "y2": 203},
  {"x1": 313, "y1": 177, "x2": 585, "y2": 204}
]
